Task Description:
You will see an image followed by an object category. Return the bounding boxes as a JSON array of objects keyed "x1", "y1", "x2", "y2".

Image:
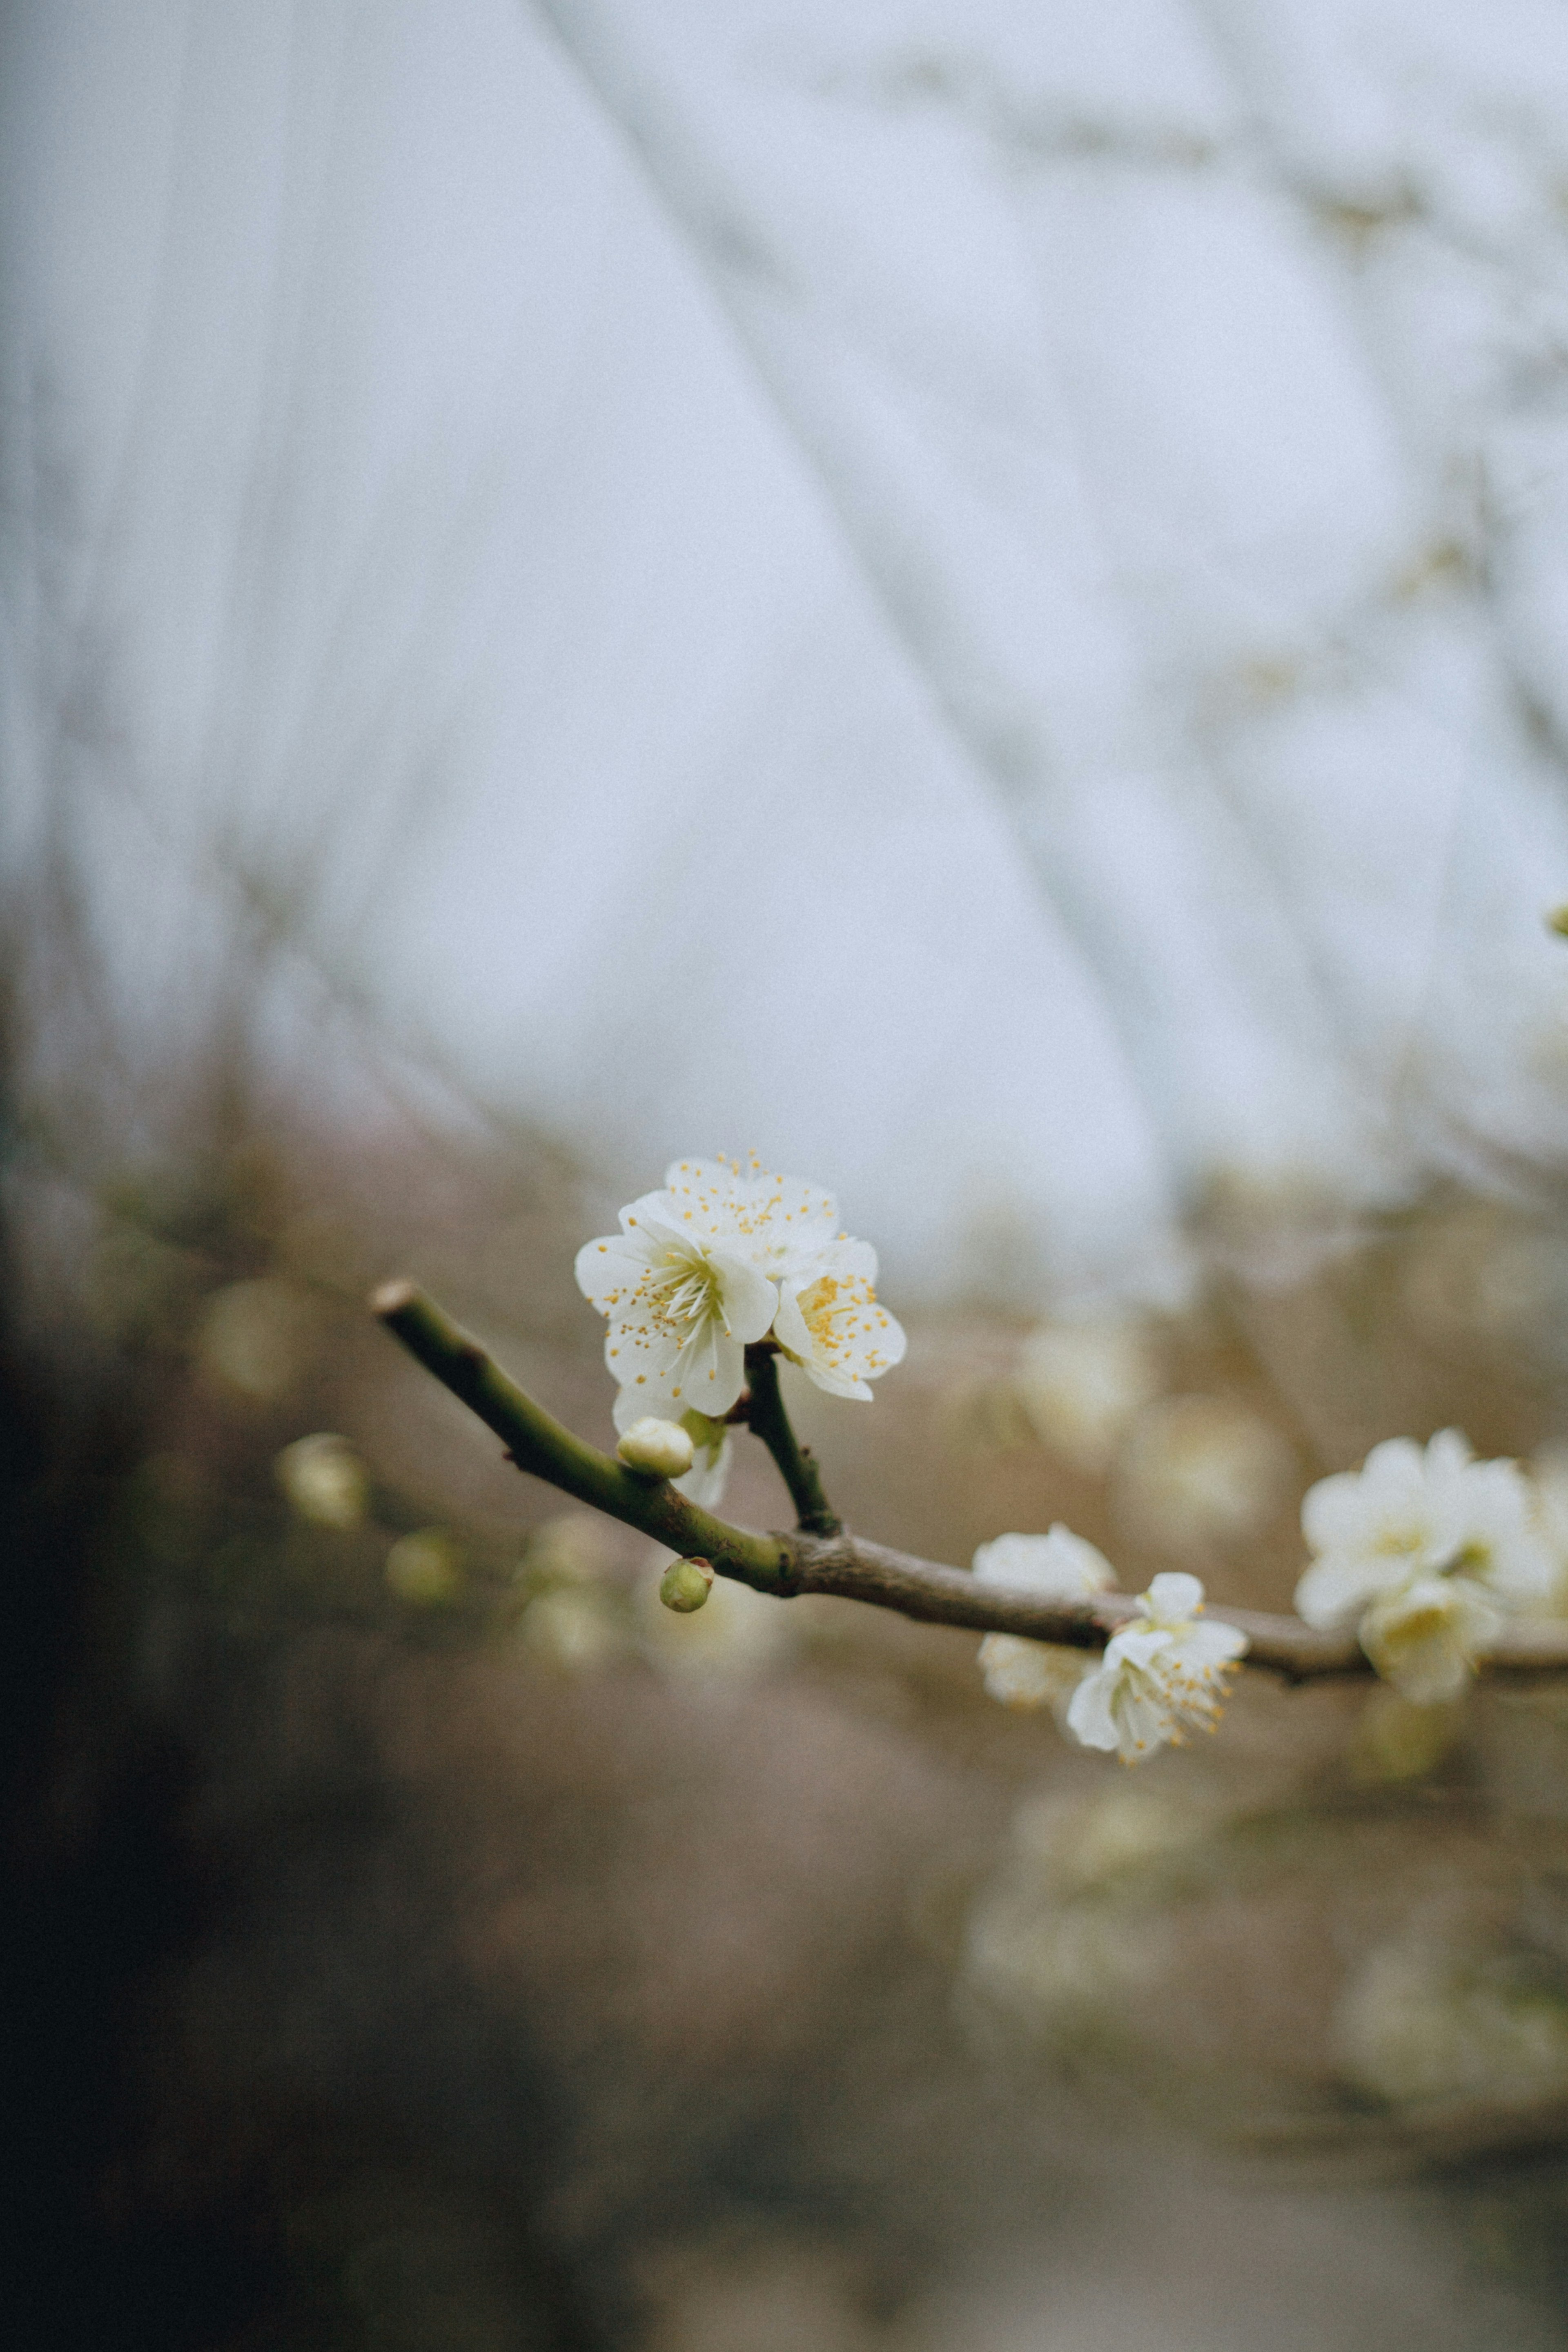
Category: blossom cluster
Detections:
[
  {"x1": 972, "y1": 1529, "x2": 1247, "y2": 1764},
  {"x1": 575, "y1": 1155, "x2": 905, "y2": 1502},
  {"x1": 1293, "y1": 1428, "x2": 1556, "y2": 1700}
]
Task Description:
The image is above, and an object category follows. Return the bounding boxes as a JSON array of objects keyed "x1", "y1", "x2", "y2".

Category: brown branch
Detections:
[{"x1": 369, "y1": 1282, "x2": 1568, "y2": 1685}]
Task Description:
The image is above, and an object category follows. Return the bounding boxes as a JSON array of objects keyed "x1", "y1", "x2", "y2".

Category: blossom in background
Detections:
[
  {"x1": 1530, "y1": 1447, "x2": 1568, "y2": 1610},
  {"x1": 1065, "y1": 1572, "x2": 1247, "y2": 1764},
  {"x1": 1294, "y1": 1430, "x2": 1553, "y2": 1697},
  {"x1": 575, "y1": 1175, "x2": 777, "y2": 1419},
  {"x1": 1357, "y1": 1575, "x2": 1503, "y2": 1705},
  {"x1": 972, "y1": 1526, "x2": 1115, "y2": 1714},
  {"x1": 578, "y1": 1155, "x2": 905, "y2": 1417}
]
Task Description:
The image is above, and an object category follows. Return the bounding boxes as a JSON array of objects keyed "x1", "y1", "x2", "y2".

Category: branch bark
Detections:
[
  {"x1": 740, "y1": 1342, "x2": 841, "y2": 1534},
  {"x1": 370, "y1": 1282, "x2": 1568, "y2": 1686}
]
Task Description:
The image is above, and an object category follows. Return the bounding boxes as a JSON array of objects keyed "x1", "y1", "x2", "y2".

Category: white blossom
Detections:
[
  {"x1": 772, "y1": 1244, "x2": 906, "y2": 1399},
  {"x1": 1356, "y1": 1575, "x2": 1503, "y2": 1705},
  {"x1": 666, "y1": 1156, "x2": 906, "y2": 1400},
  {"x1": 1065, "y1": 1572, "x2": 1247, "y2": 1764},
  {"x1": 972, "y1": 1526, "x2": 1116, "y2": 1597},
  {"x1": 579, "y1": 1156, "x2": 906, "y2": 1415},
  {"x1": 972, "y1": 1526, "x2": 1116, "y2": 1715},
  {"x1": 576, "y1": 1174, "x2": 777, "y2": 1419},
  {"x1": 1294, "y1": 1430, "x2": 1554, "y2": 1695}
]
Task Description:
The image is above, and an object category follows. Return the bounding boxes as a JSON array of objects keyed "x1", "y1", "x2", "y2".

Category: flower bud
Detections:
[
  {"x1": 275, "y1": 1432, "x2": 368, "y2": 1529},
  {"x1": 659, "y1": 1555, "x2": 714, "y2": 1613},
  {"x1": 385, "y1": 1528, "x2": 463, "y2": 1606},
  {"x1": 617, "y1": 1417, "x2": 695, "y2": 1479}
]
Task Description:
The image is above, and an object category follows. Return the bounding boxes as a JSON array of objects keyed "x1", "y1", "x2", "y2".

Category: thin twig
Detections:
[
  {"x1": 741, "y1": 1342, "x2": 841, "y2": 1535},
  {"x1": 370, "y1": 1282, "x2": 1568, "y2": 1684}
]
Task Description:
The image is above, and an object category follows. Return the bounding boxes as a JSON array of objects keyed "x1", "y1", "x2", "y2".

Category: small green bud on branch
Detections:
[{"x1": 659, "y1": 1556, "x2": 715, "y2": 1613}]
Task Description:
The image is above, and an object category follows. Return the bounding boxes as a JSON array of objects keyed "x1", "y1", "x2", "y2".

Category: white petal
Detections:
[
  {"x1": 1170, "y1": 1618, "x2": 1248, "y2": 1669},
  {"x1": 1140, "y1": 1571, "x2": 1204, "y2": 1625},
  {"x1": 1425, "y1": 1428, "x2": 1476, "y2": 1481},
  {"x1": 673, "y1": 1433, "x2": 732, "y2": 1510},
  {"x1": 1359, "y1": 1575, "x2": 1499, "y2": 1703},
  {"x1": 667, "y1": 1324, "x2": 748, "y2": 1419},
  {"x1": 972, "y1": 1525, "x2": 1115, "y2": 1598},
  {"x1": 1065, "y1": 1664, "x2": 1123, "y2": 1751},
  {"x1": 1294, "y1": 1549, "x2": 1406, "y2": 1630},
  {"x1": 708, "y1": 1249, "x2": 778, "y2": 1343},
  {"x1": 1301, "y1": 1466, "x2": 1371, "y2": 1555},
  {"x1": 575, "y1": 1233, "x2": 653, "y2": 1313}
]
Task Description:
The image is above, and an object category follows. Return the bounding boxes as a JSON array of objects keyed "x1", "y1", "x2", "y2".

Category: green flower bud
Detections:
[
  {"x1": 659, "y1": 1555, "x2": 714, "y2": 1613},
  {"x1": 385, "y1": 1528, "x2": 463, "y2": 1606},
  {"x1": 275, "y1": 1432, "x2": 368, "y2": 1529},
  {"x1": 617, "y1": 1417, "x2": 695, "y2": 1479}
]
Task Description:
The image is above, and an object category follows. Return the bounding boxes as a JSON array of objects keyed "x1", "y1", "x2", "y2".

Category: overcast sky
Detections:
[{"x1": 7, "y1": 1, "x2": 1568, "y2": 1302}]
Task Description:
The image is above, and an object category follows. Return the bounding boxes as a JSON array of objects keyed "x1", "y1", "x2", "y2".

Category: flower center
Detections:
[{"x1": 641, "y1": 1246, "x2": 723, "y2": 1340}]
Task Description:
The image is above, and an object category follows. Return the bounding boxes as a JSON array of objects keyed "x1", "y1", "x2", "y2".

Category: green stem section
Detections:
[
  {"x1": 742, "y1": 1344, "x2": 842, "y2": 1535},
  {"x1": 371, "y1": 1283, "x2": 794, "y2": 1593}
]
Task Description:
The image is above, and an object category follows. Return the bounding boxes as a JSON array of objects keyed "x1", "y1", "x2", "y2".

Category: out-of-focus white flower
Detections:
[
  {"x1": 1530, "y1": 1446, "x2": 1568, "y2": 1610},
  {"x1": 1114, "y1": 1394, "x2": 1294, "y2": 1557},
  {"x1": 1338, "y1": 1936, "x2": 1568, "y2": 2108},
  {"x1": 972, "y1": 1526, "x2": 1116, "y2": 1596},
  {"x1": 1065, "y1": 1572, "x2": 1247, "y2": 1763},
  {"x1": 199, "y1": 1277, "x2": 320, "y2": 1400},
  {"x1": 275, "y1": 1432, "x2": 368, "y2": 1528},
  {"x1": 976, "y1": 1637, "x2": 1089, "y2": 1712},
  {"x1": 385, "y1": 1528, "x2": 463, "y2": 1606},
  {"x1": 616, "y1": 1416, "x2": 695, "y2": 1479},
  {"x1": 1296, "y1": 1430, "x2": 1551, "y2": 1630},
  {"x1": 1295, "y1": 1431, "x2": 1553, "y2": 1693},
  {"x1": 1015, "y1": 1317, "x2": 1161, "y2": 1474},
  {"x1": 576, "y1": 1173, "x2": 777, "y2": 1419},
  {"x1": 1356, "y1": 1575, "x2": 1503, "y2": 1704},
  {"x1": 973, "y1": 1526, "x2": 1116, "y2": 1715},
  {"x1": 522, "y1": 1584, "x2": 626, "y2": 1670}
]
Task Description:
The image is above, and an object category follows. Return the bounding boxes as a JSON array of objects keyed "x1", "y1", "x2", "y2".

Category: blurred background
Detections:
[{"x1": 11, "y1": 2, "x2": 1568, "y2": 2345}]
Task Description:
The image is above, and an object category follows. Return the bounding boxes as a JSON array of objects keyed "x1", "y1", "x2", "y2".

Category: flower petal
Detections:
[
  {"x1": 1294, "y1": 1549, "x2": 1406, "y2": 1630},
  {"x1": 972, "y1": 1525, "x2": 1115, "y2": 1598},
  {"x1": 708, "y1": 1248, "x2": 778, "y2": 1344}
]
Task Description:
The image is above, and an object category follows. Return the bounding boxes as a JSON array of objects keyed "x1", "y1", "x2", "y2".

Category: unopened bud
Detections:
[
  {"x1": 617, "y1": 1417, "x2": 694, "y2": 1479},
  {"x1": 275, "y1": 1432, "x2": 368, "y2": 1529},
  {"x1": 385, "y1": 1528, "x2": 463, "y2": 1606},
  {"x1": 659, "y1": 1555, "x2": 714, "y2": 1613}
]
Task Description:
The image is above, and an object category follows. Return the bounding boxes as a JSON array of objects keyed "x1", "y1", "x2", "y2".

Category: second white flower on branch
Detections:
[{"x1": 1065, "y1": 1573, "x2": 1248, "y2": 1764}]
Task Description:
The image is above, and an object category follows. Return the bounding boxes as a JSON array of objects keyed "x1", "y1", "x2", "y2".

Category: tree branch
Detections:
[
  {"x1": 741, "y1": 1342, "x2": 841, "y2": 1535},
  {"x1": 370, "y1": 1283, "x2": 1568, "y2": 1685}
]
